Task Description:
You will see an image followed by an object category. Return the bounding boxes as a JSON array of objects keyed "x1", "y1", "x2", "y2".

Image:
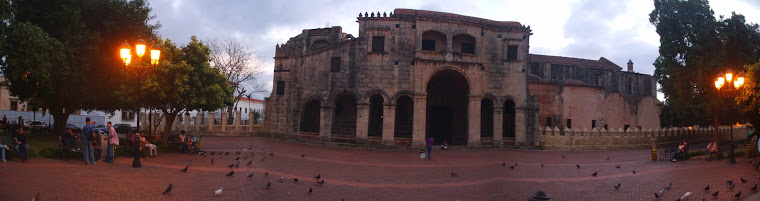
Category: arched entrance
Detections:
[
  {"x1": 426, "y1": 69, "x2": 470, "y2": 145},
  {"x1": 503, "y1": 99, "x2": 515, "y2": 138},
  {"x1": 368, "y1": 94, "x2": 384, "y2": 137},
  {"x1": 332, "y1": 93, "x2": 357, "y2": 136},
  {"x1": 300, "y1": 99, "x2": 321, "y2": 133}
]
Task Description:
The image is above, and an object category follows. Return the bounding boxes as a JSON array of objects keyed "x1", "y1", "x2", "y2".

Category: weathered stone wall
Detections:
[{"x1": 539, "y1": 126, "x2": 742, "y2": 150}]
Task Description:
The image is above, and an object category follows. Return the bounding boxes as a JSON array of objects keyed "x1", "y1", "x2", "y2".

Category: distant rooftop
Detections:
[{"x1": 528, "y1": 54, "x2": 622, "y2": 71}]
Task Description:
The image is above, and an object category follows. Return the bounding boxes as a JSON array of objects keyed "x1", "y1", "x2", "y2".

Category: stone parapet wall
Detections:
[{"x1": 539, "y1": 126, "x2": 747, "y2": 150}]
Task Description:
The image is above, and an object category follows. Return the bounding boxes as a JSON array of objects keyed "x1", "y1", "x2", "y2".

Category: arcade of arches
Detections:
[{"x1": 297, "y1": 70, "x2": 517, "y2": 147}]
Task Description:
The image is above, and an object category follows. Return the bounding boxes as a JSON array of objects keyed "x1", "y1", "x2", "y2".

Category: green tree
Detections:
[
  {"x1": 650, "y1": 0, "x2": 760, "y2": 133},
  {"x1": 118, "y1": 36, "x2": 233, "y2": 144},
  {"x1": 2, "y1": 0, "x2": 157, "y2": 135}
]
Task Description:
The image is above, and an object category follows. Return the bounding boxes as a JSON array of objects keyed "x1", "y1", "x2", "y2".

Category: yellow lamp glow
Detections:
[
  {"x1": 734, "y1": 76, "x2": 745, "y2": 88},
  {"x1": 135, "y1": 39, "x2": 146, "y2": 58},
  {"x1": 150, "y1": 43, "x2": 160, "y2": 66},
  {"x1": 119, "y1": 41, "x2": 131, "y2": 66},
  {"x1": 725, "y1": 72, "x2": 733, "y2": 83},
  {"x1": 718, "y1": 77, "x2": 725, "y2": 85},
  {"x1": 715, "y1": 80, "x2": 723, "y2": 89}
]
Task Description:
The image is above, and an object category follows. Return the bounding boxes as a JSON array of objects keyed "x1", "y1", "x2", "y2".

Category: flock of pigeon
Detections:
[{"x1": 160, "y1": 145, "x2": 327, "y2": 198}]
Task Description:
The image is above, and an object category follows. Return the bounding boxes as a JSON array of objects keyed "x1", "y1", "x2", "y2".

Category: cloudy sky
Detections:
[{"x1": 147, "y1": 0, "x2": 760, "y2": 101}]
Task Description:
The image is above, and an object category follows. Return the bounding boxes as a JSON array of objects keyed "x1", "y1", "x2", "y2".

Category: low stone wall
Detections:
[
  {"x1": 158, "y1": 125, "x2": 264, "y2": 137},
  {"x1": 539, "y1": 126, "x2": 748, "y2": 150}
]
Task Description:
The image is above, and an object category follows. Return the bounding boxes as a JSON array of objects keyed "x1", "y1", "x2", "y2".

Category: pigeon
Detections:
[
  {"x1": 751, "y1": 184, "x2": 757, "y2": 191},
  {"x1": 187, "y1": 160, "x2": 192, "y2": 167},
  {"x1": 235, "y1": 157, "x2": 240, "y2": 160},
  {"x1": 248, "y1": 173, "x2": 254, "y2": 178},
  {"x1": 727, "y1": 179, "x2": 734, "y2": 185},
  {"x1": 234, "y1": 163, "x2": 240, "y2": 168},
  {"x1": 265, "y1": 172, "x2": 269, "y2": 177},
  {"x1": 632, "y1": 169, "x2": 637, "y2": 174},
  {"x1": 576, "y1": 165, "x2": 581, "y2": 169},
  {"x1": 606, "y1": 157, "x2": 610, "y2": 160},
  {"x1": 614, "y1": 183, "x2": 621, "y2": 190},
  {"x1": 228, "y1": 164, "x2": 234, "y2": 168},
  {"x1": 680, "y1": 192, "x2": 691, "y2": 200},
  {"x1": 180, "y1": 166, "x2": 188, "y2": 173},
  {"x1": 294, "y1": 178, "x2": 299, "y2": 182},
  {"x1": 562, "y1": 155, "x2": 565, "y2": 159},
  {"x1": 704, "y1": 185, "x2": 710, "y2": 191},
  {"x1": 212, "y1": 187, "x2": 223, "y2": 196},
  {"x1": 592, "y1": 171, "x2": 598, "y2": 176},
  {"x1": 451, "y1": 172, "x2": 457, "y2": 177},
  {"x1": 658, "y1": 189, "x2": 665, "y2": 195},
  {"x1": 654, "y1": 192, "x2": 660, "y2": 198},
  {"x1": 308, "y1": 187, "x2": 312, "y2": 194},
  {"x1": 734, "y1": 191, "x2": 741, "y2": 198},
  {"x1": 243, "y1": 156, "x2": 248, "y2": 160},
  {"x1": 225, "y1": 152, "x2": 230, "y2": 155},
  {"x1": 211, "y1": 152, "x2": 216, "y2": 155},
  {"x1": 162, "y1": 184, "x2": 173, "y2": 195},
  {"x1": 236, "y1": 151, "x2": 241, "y2": 155},
  {"x1": 712, "y1": 191, "x2": 719, "y2": 197},
  {"x1": 541, "y1": 164, "x2": 544, "y2": 168},
  {"x1": 301, "y1": 154, "x2": 305, "y2": 157},
  {"x1": 665, "y1": 183, "x2": 672, "y2": 190},
  {"x1": 267, "y1": 182, "x2": 271, "y2": 188},
  {"x1": 269, "y1": 153, "x2": 274, "y2": 156},
  {"x1": 501, "y1": 162, "x2": 506, "y2": 166},
  {"x1": 729, "y1": 183, "x2": 735, "y2": 190},
  {"x1": 515, "y1": 163, "x2": 518, "y2": 166},
  {"x1": 211, "y1": 158, "x2": 214, "y2": 165},
  {"x1": 314, "y1": 174, "x2": 321, "y2": 180},
  {"x1": 226, "y1": 171, "x2": 234, "y2": 177},
  {"x1": 247, "y1": 160, "x2": 253, "y2": 166},
  {"x1": 317, "y1": 180, "x2": 325, "y2": 185},
  {"x1": 615, "y1": 165, "x2": 620, "y2": 169},
  {"x1": 741, "y1": 177, "x2": 748, "y2": 183},
  {"x1": 32, "y1": 192, "x2": 39, "y2": 201},
  {"x1": 279, "y1": 175, "x2": 285, "y2": 182},
  {"x1": 510, "y1": 166, "x2": 515, "y2": 170},
  {"x1": 218, "y1": 152, "x2": 222, "y2": 155}
]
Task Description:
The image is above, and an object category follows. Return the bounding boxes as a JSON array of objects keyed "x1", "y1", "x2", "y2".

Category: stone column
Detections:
[
  {"x1": 355, "y1": 103, "x2": 369, "y2": 143},
  {"x1": 195, "y1": 112, "x2": 201, "y2": 131},
  {"x1": 208, "y1": 112, "x2": 215, "y2": 131},
  {"x1": 221, "y1": 112, "x2": 228, "y2": 131},
  {"x1": 467, "y1": 96, "x2": 481, "y2": 148},
  {"x1": 382, "y1": 104, "x2": 396, "y2": 145},
  {"x1": 319, "y1": 106, "x2": 334, "y2": 141},
  {"x1": 493, "y1": 106, "x2": 504, "y2": 146},
  {"x1": 248, "y1": 112, "x2": 254, "y2": 132},
  {"x1": 235, "y1": 111, "x2": 242, "y2": 132},
  {"x1": 412, "y1": 94, "x2": 427, "y2": 149},
  {"x1": 515, "y1": 108, "x2": 527, "y2": 145}
]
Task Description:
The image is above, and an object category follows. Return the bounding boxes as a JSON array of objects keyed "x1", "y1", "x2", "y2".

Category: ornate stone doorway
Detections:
[{"x1": 426, "y1": 69, "x2": 469, "y2": 145}]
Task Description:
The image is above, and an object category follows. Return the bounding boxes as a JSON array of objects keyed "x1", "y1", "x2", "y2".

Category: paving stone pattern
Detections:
[{"x1": 1, "y1": 137, "x2": 759, "y2": 201}]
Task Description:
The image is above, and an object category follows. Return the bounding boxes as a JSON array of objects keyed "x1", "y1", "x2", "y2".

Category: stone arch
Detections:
[
  {"x1": 310, "y1": 40, "x2": 330, "y2": 51},
  {"x1": 424, "y1": 67, "x2": 472, "y2": 92},
  {"x1": 502, "y1": 99, "x2": 516, "y2": 138},
  {"x1": 328, "y1": 89, "x2": 362, "y2": 106},
  {"x1": 364, "y1": 89, "x2": 390, "y2": 104},
  {"x1": 421, "y1": 30, "x2": 447, "y2": 51},
  {"x1": 500, "y1": 95, "x2": 519, "y2": 108},
  {"x1": 299, "y1": 99, "x2": 322, "y2": 133},
  {"x1": 482, "y1": 93, "x2": 499, "y2": 104},
  {"x1": 480, "y1": 98, "x2": 494, "y2": 138},
  {"x1": 394, "y1": 94, "x2": 414, "y2": 138},
  {"x1": 426, "y1": 69, "x2": 470, "y2": 145},
  {"x1": 452, "y1": 33, "x2": 476, "y2": 54},
  {"x1": 332, "y1": 92, "x2": 358, "y2": 136},
  {"x1": 368, "y1": 93, "x2": 384, "y2": 137},
  {"x1": 391, "y1": 90, "x2": 415, "y2": 103}
]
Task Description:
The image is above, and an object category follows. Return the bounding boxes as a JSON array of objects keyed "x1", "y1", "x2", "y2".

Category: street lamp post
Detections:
[
  {"x1": 714, "y1": 70, "x2": 746, "y2": 164},
  {"x1": 119, "y1": 39, "x2": 160, "y2": 168}
]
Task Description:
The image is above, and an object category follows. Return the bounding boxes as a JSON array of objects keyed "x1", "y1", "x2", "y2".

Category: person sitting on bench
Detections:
[{"x1": 707, "y1": 140, "x2": 718, "y2": 161}]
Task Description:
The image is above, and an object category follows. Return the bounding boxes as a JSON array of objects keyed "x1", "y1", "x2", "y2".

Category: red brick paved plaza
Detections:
[{"x1": 2, "y1": 137, "x2": 760, "y2": 201}]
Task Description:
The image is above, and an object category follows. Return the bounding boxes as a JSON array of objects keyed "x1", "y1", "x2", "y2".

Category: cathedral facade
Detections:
[{"x1": 264, "y1": 9, "x2": 659, "y2": 148}]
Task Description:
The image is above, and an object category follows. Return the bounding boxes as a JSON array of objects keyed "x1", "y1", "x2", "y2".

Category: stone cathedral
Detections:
[{"x1": 264, "y1": 9, "x2": 660, "y2": 148}]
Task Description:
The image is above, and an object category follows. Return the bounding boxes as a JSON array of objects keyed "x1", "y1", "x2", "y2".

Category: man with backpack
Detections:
[{"x1": 81, "y1": 117, "x2": 96, "y2": 165}]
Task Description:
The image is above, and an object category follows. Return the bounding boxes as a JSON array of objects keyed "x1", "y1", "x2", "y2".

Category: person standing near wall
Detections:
[
  {"x1": 425, "y1": 137, "x2": 434, "y2": 160},
  {"x1": 81, "y1": 117, "x2": 96, "y2": 165},
  {"x1": 104, "y1": 122, "x2": 119, "y2": 164}
]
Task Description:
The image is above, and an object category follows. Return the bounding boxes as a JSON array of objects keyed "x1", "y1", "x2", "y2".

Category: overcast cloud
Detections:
[{"x1": 147, "y1": 0, "x2": 760, "y2": 101}]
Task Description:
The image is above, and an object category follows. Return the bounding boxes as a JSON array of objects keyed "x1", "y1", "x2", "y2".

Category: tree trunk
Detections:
[
  {"x1": 51, "y1": 107, "x2": 72, "y2": 137},
  {"x1": 161, "y1": 111, "x2": 178, "y2": 146}
]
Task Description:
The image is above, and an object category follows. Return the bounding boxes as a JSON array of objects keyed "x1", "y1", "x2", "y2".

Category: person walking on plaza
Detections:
[
  {"x1": 104, "y1": 122, "x2": 119, "y2": 164},
  {"x1": 81, "y1": 117, "x2": 96, "y2": 165},
  {"x1": 140, "y1": 132, "x2": 158, "y2": 157},
  {"x1": 425, "y1": 136, "x2": 434, "y2": 160},
  {"x1": 13, "y1": 128, "x2": 29, "y2": 163},
  {"x1": 0, "y1": 135, "x2": 10, "y2": 163}
]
